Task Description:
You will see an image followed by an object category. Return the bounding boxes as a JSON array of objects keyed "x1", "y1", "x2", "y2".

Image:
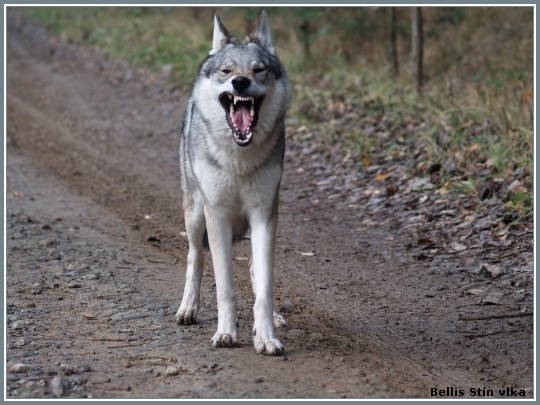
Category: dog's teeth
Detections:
[
  {"x1": 250, "y1": 104, "x2": 254, "y2": 117},
  {"x1": 228, "y1": 94, "x2": 233, "y2": 100},
  {"x1": 234, "y1": 96, "x2": 238, "y2": 105},
  {"x1": 230, "y1": 103, "x2": 234, "y2": 116}
]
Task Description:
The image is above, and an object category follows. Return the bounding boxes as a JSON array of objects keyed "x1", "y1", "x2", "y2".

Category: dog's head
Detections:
[{"x1": 197, "y1": 11, "x2": 289, "y2": 147}]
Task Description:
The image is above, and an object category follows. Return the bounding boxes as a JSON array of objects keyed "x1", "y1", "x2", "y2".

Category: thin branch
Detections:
[{"x1": 459, "y1": 312, "x2": 533, "y2": 321}]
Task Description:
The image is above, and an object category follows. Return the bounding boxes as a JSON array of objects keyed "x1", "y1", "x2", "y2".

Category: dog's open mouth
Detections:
[{"x1": 219, "y1": 93, "x2": 265, "y2": 146}]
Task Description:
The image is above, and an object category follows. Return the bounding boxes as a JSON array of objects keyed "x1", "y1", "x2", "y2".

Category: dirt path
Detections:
[{"x1": 5, "y1": 11, "x2": 534, "y2": 399}]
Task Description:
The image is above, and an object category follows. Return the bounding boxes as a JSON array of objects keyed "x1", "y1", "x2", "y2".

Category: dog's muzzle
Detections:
[{"x1": 219, "y1": 77, "x2": 265, "y2": 147}]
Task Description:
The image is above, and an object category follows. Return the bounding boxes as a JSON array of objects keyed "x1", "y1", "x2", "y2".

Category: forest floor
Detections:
[{"x1": 5, "y1": 10, "x2": 534, "y2": 399}]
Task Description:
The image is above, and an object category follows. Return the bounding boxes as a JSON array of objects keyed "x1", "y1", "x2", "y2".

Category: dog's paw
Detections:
[
  {"x1": 273, "y1": 311, "x2": 287, "y2": 328},
  {"x1": 211, "y1": 332, "x2": 238, "y2": 348},
  {"x1": 175, "y1": 307, "x2": 198, "y2": 325},
  {"x1": 255, "y1": 337, "x2": 284, "y2": 356}
]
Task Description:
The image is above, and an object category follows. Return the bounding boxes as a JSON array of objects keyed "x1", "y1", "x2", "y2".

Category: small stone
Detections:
[
  {"x1": 479, "y1": 263, "x2": 503, "y2": 278},
  {"x1": 280, "y1": 299, "x2": 294, "y2": 313},
  {"x1": 51, "y1": 376, "x2": 70, "y2": 397},
  {"x1": 14, "y1": 338, "x2": 27, "y2": 347},
  {"x1": 12, "y1": 321, "x2": 25, "y2": 330},
  {"x1": 481, "y1": 292, "x2": 504, "y2": 305},
  {"x1": 59, "y1": 363, "x2": 74, "y2": 376},
  {"x1": 9, "y1": 363, "x2": 29, "y2": 373},
  {"x1": 514, "y1": 290, "x2": 526, "y2": 302},
  {"x1": 124, "y1": 70, "x2": 133, "y2": 82},
  {"x1": 91, "y1": 376, "x2": 111, "y2": 384},
  {"x1": 474, "y1": 216, "x2": 495, "y2": 231},
  {"x1": 161, "y1": 64, "x2": 173, "y2": 79},
  {"x1": 111, "y1": 311, "x2": 146, "y2": 321},
  {"x1": 39, "y1": 238, "x2": 56, "y2": 247},
  {"x1": 409, "y1": 177, "x2": 435, "y2": 192},
  {"x1": 450, "y1": 242, "x2": 467, "y2": 252},
  {"x1": 82, "y1": 365, "x2": 93, "y2": 373},
  {"x1": 67, "y1": 281, "x2": 81, "y2": 288},
  {"x1": 25, "y1": 380, "x2": 38, "y2": 389},
  {"x1": 165, "y1": 366, "x2": 178, "y2": 376},
  {"x1": 508, "y1": 180, "x2": 527, "y2": 194}
]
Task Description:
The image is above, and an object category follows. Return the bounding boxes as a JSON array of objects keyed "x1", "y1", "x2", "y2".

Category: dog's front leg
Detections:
[
  {"x1": 176, "y1": 200, "x2": 205, "y2": 325},
  {"x1": 250, "y1": 211, "x2": 284, "y2": 355},
  {"x1": 205, "y1": 206, "x2": 238, "y2": 348}
]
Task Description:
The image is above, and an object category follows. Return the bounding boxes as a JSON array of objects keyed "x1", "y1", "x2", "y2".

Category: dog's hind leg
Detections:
[{"x1": 176, "y1": 197, "x2": 205, "y2": 325}]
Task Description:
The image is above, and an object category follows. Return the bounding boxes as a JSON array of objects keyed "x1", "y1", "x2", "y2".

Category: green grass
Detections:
[{"x1": 27, "y1": 7, "x2": 213, "y2": 82}]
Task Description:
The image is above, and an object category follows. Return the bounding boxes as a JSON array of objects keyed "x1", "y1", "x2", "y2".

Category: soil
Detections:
[{"x1": 5, "y1": 9, "x2": 534, "y2": 399}]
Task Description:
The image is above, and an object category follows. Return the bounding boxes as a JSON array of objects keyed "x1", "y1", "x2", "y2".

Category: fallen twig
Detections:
[
  {"x1": 465, "y1": 329, "x2": 521, "y2": 339},
  {"x1": 459, "y1": 311, "x2": 533, "y2": 321},
  {"x1": 107, "y1": 341, "x2": 149, "y2": 349},
  {"x1": 89, "y1": 336, "x2": 139, "y2": 342}
]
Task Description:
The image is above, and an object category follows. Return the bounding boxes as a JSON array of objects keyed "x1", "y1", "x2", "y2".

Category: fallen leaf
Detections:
[
  {"x1": 479, "y1": 263, "x2": 503, "y2": 278},
  {"x1": 296, "y1": 251, "x2": 315, "y2": 257},
  {"x1": 233, "y1": 256, "x2": 249, "y2": 261},
  {"x1": 361, "y1": 156, "x2": 371, "y2": 168},
  {"x1": 467, "y1": 289, "x2": 484, "y2": 295},
  {"x1": 438, "y1": 186, "x2": 450, "y2": 195},
  {"x1": 468, "y1": 143, "x2": 481, "y2": 153},
  {"x1": 179, "y1": 231, "x2": 187, "y2": 238},
  {"x1": 12, "y1": 191, "x2": 24, "y2": 198},
  {"x1": 375, "y1": 173, "x2": 390, "y2": 181}
]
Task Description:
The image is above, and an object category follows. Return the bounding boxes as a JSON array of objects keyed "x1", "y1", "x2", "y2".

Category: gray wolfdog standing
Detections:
[{"x1": 175, "y1": 11, "x2": 291, "y2": 355}]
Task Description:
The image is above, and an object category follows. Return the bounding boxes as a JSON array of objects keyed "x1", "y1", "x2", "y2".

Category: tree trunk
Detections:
[
  {"x1": 411, "y1": 7, "x2": 423, "y2": 93},
  {"x1": 389, "y1": 7, "x2": 399, "y2": 77},
  {"x1": 299, "y1": 19, "x2": 311, "y2": 61}
]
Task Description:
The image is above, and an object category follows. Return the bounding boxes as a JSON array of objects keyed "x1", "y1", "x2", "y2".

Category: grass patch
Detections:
[{"x1": 26, "y1": 7, "x2": 213, "y2": 82}]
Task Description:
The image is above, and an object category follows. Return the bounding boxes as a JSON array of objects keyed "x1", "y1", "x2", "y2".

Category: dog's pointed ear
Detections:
[
  {"x1": 252, "y1": 10, "x2": 275, "y2": 55},
  {"x1": 210, "y1": 14, "x2": 231, "y2": 55}
]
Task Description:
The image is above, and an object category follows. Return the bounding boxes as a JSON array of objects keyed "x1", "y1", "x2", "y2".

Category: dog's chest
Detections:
[{"x1": 194, "y1": 158, "x2": 281, "y2": 212}]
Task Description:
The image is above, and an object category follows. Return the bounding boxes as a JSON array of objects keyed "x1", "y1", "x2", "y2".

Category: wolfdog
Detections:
[{"x1": 175, "y1": 11, "x2": 291, "y2": 355}]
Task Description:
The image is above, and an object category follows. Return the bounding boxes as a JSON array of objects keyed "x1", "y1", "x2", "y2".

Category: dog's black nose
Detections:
[{"x1": 232, "y1": 76, "x2": 251, "y2": 92}]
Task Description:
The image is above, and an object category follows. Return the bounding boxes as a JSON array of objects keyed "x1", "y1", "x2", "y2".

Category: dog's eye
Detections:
[
  {"x1": 253, "y1": 67, "x2": 267, "y2": 74},
  {"x1": 220, "y1": 69, "x2": 231, "y2": 75}
]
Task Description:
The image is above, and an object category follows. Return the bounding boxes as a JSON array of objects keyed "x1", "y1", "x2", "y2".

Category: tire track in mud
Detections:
[{"x1": 6, "y1": 12, "x2": 533, "y2": 399}]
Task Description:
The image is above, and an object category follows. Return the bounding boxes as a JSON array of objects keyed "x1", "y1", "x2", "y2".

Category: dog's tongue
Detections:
[{"x1": 232, "y1": 104, "x2": 252, "y2": 135}]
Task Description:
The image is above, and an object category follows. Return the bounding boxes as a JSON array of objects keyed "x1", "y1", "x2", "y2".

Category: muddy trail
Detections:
[{"x1": 5, "y1": 11, "x2": 534, "y2": 399}]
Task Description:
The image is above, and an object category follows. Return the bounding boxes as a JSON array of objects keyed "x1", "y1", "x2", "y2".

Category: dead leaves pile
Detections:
[{"x1": 285, "y1": 86, "x2": 532, "y2": 273}]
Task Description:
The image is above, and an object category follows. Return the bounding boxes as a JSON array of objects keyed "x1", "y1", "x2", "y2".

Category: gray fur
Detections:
[{"x1": 176, "y1": 11, "x2": 291, "y2": 355}]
